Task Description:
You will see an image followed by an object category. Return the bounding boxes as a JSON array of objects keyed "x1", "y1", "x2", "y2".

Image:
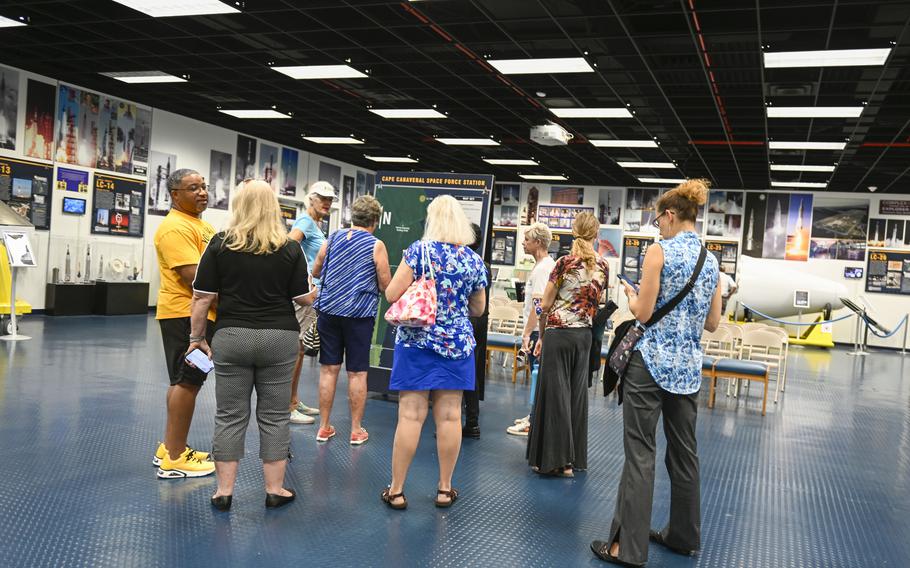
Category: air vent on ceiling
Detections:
[
  {"x1": 766, "y1": 83, "x2": 816, "y2": 97},
  {"x1": 197, "y1": 93, "x2": 246, "y2": 103}
]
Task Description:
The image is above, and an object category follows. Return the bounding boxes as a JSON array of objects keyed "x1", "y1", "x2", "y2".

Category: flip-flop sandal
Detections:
[
  {"x1": 434, "y1": 488, "x2": 459, "y2": 508},
  {"x1": 380, "y1": 487, "x2": 407, "y2": 510}
]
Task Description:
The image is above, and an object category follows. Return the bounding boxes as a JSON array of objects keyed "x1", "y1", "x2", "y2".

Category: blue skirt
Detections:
[{"x1": 389, "y1": 343, "x2": 475, "y2": 391}]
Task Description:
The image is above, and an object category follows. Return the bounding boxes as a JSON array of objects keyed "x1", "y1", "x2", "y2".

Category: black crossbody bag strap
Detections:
[{"x1": 643, "y1": 246, "x2": 708, "y2": 328}]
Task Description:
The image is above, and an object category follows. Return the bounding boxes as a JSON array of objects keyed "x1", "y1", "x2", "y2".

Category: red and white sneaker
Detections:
[
  {"x1": 350, "y1": 427, "x2": 369, "y2": 445},
  {"x1": 316, "y1": 426, "x2": 336, "y2": 442}
]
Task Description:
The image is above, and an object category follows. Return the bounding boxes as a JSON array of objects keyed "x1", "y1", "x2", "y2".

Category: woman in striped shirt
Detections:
[{"x1": 310, "y1": 196, "x2": 392, "y2": 445}]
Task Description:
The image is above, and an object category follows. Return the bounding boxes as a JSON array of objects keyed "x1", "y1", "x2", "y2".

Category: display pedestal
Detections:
[
  {"x1": 93, "y1": 281, "x2": 149, "y2": 315},
  {"x1": 45, "y1": 283, "x2": 95, "y2": 316}
]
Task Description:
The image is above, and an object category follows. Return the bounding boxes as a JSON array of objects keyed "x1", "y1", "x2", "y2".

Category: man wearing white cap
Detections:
[{"x1": 287, "y1": 181, "x2": 336, "y2": 424}]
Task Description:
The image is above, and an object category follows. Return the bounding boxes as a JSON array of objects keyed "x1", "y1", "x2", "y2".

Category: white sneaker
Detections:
[
  {"x1": 290, "y1": 409, "x2": 315, "y2": 424},
  {"x1": 296, "y1": 402, "x2": 320, "y2": 415},
  {"x1": 513, "y1": 414, "x2": 530, "y2": 425},
  {"x1": 507, "y1": 422, "x2": 530, "y2": 436}
]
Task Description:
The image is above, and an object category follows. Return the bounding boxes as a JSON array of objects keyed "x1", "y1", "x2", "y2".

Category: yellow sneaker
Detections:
[
  {"x1": 157, "y1": 448, "x2": 216, "y2": 479},
  {"x1": 153, "y1": 442, "x2": 211, "y2": 466}
]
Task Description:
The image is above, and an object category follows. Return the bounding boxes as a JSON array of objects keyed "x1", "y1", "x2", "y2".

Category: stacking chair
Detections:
[
  {"x1": 701, "y1": 327, "x2": 735, "y2": 385},
  {"x1": 742, "y1": 322, "x2": 769, "y2": 334},
  {"x1": 760, "y1": 326, "x2": 790, "y2": 402},
  {"x1": 486, "y1": 305, "x2": 528, "y2": 383},
  {"x1": 709, "y1": 329, "x2": 780, "y2": 416}
]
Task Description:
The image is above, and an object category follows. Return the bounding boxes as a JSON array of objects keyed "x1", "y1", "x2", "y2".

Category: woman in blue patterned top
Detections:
[
  {"x1": 593, "y1": 179, "x2": 722, "y2": 567},
  {"x1": 381, "y1": 195, "x2": 487, "y2": 510}
]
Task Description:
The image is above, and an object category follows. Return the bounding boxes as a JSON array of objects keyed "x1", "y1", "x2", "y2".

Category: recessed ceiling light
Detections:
[
  {"x1": 487, "y1": 57, "x2": 595, "y2": 75},
  {"x1": 769, "y1": 141, "x2": 847, "y2": 151},
  {"x1": 0, "y1": 15, "x2": 26, "y2": 27},
  {"x1": 435, "y1": 138, "x2": 500, "y2": 146},
  {"x1": 369, "y1": 108, "x2": 446, "y2": 119},
  {"x1": 771, "y1": 181, "x2": 828, "y2": 189},
  {"x1": 302, "y1": 136, "x2": 364, "y2": 144},
  {"x1": 770, "y1": 164, "x2": 836, "y2": 172},
  {"x1": 520, "y1": 174, "x2": 568, "y2": 181},
  {"x1": 99, "y1": 71, "x2": 187, "y2": 84},
  {"x1": 550, "y1": 108, "x2": 632, "y2": 119},
  {"x1": 616, "y1": 161, "x2": 676, "y2": 169},
  {"x1": 590, "y1": 139, "x2": 659, "y2": 148},
  {"x1": 637, "y1": 177, "x2": 687, "y2": 184},
  {"x1": 111, "y1": 0, "x2": 239, "y2": 17},
  {"x1": 764, "y1": 48, "x2": 892, "y2": 68},
  {"x1": 272, "y1": 65, "x2": 367, "y2": 80},
  {"x1": 767, "y1": 106, "x2": 864, "y2": 118},
  {"x1": 363, "y1": 155, "x2": 418, "y2": 163},
  {"x1": 483, "y1": 158, "x2": 539, "y2": 166},
  {"x1": 219, "y1": 109, "x2": 290, "y2": 119}
]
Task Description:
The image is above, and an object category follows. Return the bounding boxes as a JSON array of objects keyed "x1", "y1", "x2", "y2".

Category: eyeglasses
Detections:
[
  {"x1": 652, "y1": 209, "x2": 673, "y2": 228},
  {"x1": 179, "y1": 184, "x2": 208, "y2": 193}
]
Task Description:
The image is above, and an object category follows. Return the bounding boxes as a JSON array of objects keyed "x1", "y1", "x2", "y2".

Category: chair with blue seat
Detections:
[
  {"x1": 709, "y1": 329, "x2": 780, "y2": 416},
  {"x1": 486, "y1": 305, "x2": 528, "y2": 383},
  {"x1": 701, "y1": 327, "x2": 734, "y2": 385}
]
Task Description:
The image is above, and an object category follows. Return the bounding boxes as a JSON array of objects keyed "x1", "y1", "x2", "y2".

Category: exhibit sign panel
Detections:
[
  {"x1": 55, "y1": 167, "x2": 90, "y2": 193},
  {"x1": 621, "y1": 235, "x2": 655, "y2": 284},
  {"x1": 866, "y1": 249, "x2": 910, "y2": 295},
  {"x1": 879, "y1": 200, "x2": 910, "y2": 216},
  {"x1": 706, "y1": 239, "x2": 739, "y2": 275},
  {"x1": 490, "y1": 228, "x2": 516, "y2": 266},
  {"x1": 91, "y1": 173, "x2": 145, "y2": 238},
  {"x1": 369, "y1": 171, "x2": 493, "y2": 392},
  {"x1": 537, "y1": 203, "x2": 594, "y2": 231},
  {"x1": 0, "y1": 155, "x2": 53, "y2": 230}
]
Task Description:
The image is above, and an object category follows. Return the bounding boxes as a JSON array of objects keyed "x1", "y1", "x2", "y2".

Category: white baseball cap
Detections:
[{"x1": 308, "y1": 181, "x2": 336, "y2": 199}]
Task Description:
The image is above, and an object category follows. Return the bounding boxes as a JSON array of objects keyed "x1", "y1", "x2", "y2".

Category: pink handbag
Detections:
[{"x1": 384, "y1": 241, "x2": 438, "y2": 328}]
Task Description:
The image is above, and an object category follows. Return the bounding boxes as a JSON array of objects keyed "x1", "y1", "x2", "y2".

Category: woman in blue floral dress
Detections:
[{"x1": 381, "y1": 195, "x2": 487, "y2": 510}]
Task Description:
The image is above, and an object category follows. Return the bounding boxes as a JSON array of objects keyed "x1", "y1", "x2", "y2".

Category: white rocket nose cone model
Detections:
[{"x1": 737, "y1": 256, "x2": 846, "y2": 318}]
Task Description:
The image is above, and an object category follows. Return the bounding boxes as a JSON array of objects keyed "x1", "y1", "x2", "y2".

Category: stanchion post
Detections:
[{"x1": 902, "y1": 314, "x2": 908, "y2": 356}]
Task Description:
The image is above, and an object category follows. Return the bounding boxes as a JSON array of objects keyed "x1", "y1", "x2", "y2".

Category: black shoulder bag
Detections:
[{"x1": 604, "y1": 247, "x2": 708, "y2": 404}]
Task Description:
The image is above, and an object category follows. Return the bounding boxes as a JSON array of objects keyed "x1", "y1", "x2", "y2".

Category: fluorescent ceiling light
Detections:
[
  {"x1": 764, "y1": 48, "x2": 891, "y2": 68},
  {"x1": 590, "y1": 139, "x2": 658, "y2": 148},
  {"x1": 520, "y1": 174, "x2": 568, "y2": 181},
  {"x1": 483, "y1": 158, "x2": 539, "y2": 166},
  {"x1": 488, "y1": 57, "x2": 594, "y2": 75},
  {"x1": 111, "y1": 0, "x2": 240, "y2": 17},
  {"x1": 771, "y1": 181, "x2": 828, "y2": 189},
  {"x1": 369, "y1": 108, "x2": 446, "y2": 119},
  {"x1": 302, "y1": 136, "x2": 363, "y2": 144},
  {"x1": 769, "y1": 141, "x2": 846, "y2": 151},
  {"x1": 0, "y1": 15, "x2": 26, "y2": 27},
  {"x1": 435, "y1": 138, "x2": 500, "y2": 146},
  {"x1": 770, "y1": 164, "x2": 836, "y2": 173},
  {"x1": 364, "y1": 155, "x2": 418, "y2": 163},
  {"x1": 100, "y1": 71, "x2": 186, "y2": 84},
  {"x1": 767, "y1": 106, "x2": 864, "y2": 118},
  {"x1": 617, "y1": 161, "x2": 676, "y2": 169},
  {"x1": 272, "y1": 65, "x2": 367, "y2": 80},
  {"x1": 550, "y1": 108, "x2": 632, "y2": 119},
  {"x1": 637, "y1": 177, "x2": 687, "y2": 184},
  {"x1": 219, "y1": 109, "x2": 290, "y2": 119}
]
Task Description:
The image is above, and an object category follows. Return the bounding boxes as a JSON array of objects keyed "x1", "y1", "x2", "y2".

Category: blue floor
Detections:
[{"x1": 1, "y1": 315, "x2": 909, "y2": 567}]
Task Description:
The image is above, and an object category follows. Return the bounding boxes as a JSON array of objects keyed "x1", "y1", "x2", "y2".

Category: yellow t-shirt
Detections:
[{"x1": 154, "y1": 209, "x2": 216, "y2": 320}]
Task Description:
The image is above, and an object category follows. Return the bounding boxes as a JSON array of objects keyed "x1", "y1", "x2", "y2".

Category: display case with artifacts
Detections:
[{"x1": 46, "y1": 236, "x2": 145, "y2": 284}]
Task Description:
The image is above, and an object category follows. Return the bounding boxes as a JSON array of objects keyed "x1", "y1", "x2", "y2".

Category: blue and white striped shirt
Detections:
[{"x1": 315, "y1": 229, "x2": 380, "y2": 318}]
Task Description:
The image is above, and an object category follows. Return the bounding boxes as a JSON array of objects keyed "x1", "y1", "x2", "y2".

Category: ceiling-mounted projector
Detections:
[{"x1": 531, "y1": 122, "x2": 573, "y2": 146}]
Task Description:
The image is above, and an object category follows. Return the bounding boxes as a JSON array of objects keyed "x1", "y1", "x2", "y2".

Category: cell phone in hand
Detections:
[
  {"x1": 617, "y1": 273, "x2": 639, "y2": 292},
  {"x1": 185, "y1": 348, "x2": 214, "y2": 373}
]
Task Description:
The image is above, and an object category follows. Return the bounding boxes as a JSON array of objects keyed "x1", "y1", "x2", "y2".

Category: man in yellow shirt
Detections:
[{"x1": 153, "y1": 168, "x2": 217, "y2": 478}]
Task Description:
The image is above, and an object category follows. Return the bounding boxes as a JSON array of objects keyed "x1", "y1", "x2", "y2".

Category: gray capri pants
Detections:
[{"x1": 211, "y1": 327, "x2": 299, "y2": 462}]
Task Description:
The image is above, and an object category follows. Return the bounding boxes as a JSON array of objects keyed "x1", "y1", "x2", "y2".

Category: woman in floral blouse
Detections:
[
  {"x1": 381, "y1": 195, "x2": 487, "y2": 510},
  {"x1": 528, "y1": 212, "x2": 609, "y2": 477}
]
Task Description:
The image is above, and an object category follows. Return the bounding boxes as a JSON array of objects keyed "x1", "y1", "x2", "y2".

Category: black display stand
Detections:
[
  {"x1": 45, "y1": 283, "x2": 95, "y2": 316},
  {"x1": 93, "y1": 281, "x2": 149, "y2": 315}
]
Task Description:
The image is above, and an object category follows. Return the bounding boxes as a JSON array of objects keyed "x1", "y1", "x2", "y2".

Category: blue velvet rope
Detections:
[
  {"x1": 862, "y1": 314, "x2": 908, "y2": 339},
  {"x1": 739, "y1": 304, "x2": 855, "y2": 326}
]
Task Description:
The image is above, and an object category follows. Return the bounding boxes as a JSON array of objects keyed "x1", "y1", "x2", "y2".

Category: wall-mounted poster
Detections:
[
  {"x1": 538, "y1": 203, "x2": 594, "y2": 230},
  {"x1": 55, "y1": 85, "x2": 100, "y2": 168},
  {"x1": 208, "y1": 150, "x2": 232, "y2": 210},
  {"x1": 0, "y1": 155, "x2": 53, "y2": 230},
  {"x1": 706, "y1": 240, "x2": 739, "y2": 275},
  {"x1": 865, "y1": 218, "x2": 909, "y2": 250},
  {"x1": 490, "y1": 229, "x2": 517, "y2": 266},
  {"x1": 550, "y1": 186, "x2": 584, "y2": 205},
  {"x1": 147, "y1": 151, "x2": 176, "y2": 216},
  {"x1": 0, "y1": 68, "x2": 19, "y2": 151},
  {"x1": 341, "y1": 175, "x2": 355, "y2": 227},
  {"x1": 784, "y1": 193, "x2": 813, "y2": 261},
  {"x1": 55, "y1": 167, "x2": 89, "y2": 193},
  {"x1": 95, "y1": 96, "x2": 151, "y2": 175},
  {"x1": 597, "y1": 188, "x2": 623, "y2": 225},
  {"x1": 597, "y1": 228, "x2": 623, "y2": 258},
  {"x1": 24, "y1": 79, "x2": 55, "y2": 161},
  {"x1": 742, "y1": 192, "x2": 766, "y2": 258},
  {"x1": 318, "y1": 161, "x2": 341, "y2": 192},
  {"x1": 809, "y1": 197, "x2": 868, "y2": 260},
  {"x1": 258, "y1": 143, "x2": 279, "y2": 191},
  {"x1": 879, "y1": 200, "x2": 910, "y2": 216},
  {"x1": 494, "y1": 183, "x2": 520, "y2": 205},
  {"x1": 705, "y1": 191, "x2": 743, "y2": 239},
  {"x1": 279, "y1": 202, "x2": 297, "y2": 231},
  {"x1": 280, "y1": 147, "x2": 298, "y2": 197},
  {"x1": 866, "y1": 249, "x2": 910, "y2": 295},
  {"x1": 621, "y1": 235, "x2": 655, "y2": 284},
  {"x1": 355, "y1": 170, "x2": 376, "y2": 198},
  {"x1": 624, "y1": 187, "x2": 661, "y2": 234},
  {"x1": 525, "y1": 185, "x2": 540, "y2": 224},
  {"x1": 493, "y1": 204, "x2": 519, "y2": 227},
  {"x1": 91, "y1": 173, "x2": 145, "y2": 237},
  {"x1": 761, "y1": 193, "x2": 790, "y2": 259},
  {"x1": 548, "y1": 232, "x2": 575, "y2": 260},
  {"x1": 235, "y1": 135, "x2": 256, "y2": 185}
]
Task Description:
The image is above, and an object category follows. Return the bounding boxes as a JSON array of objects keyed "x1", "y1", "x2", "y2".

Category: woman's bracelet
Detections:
[{"x1": 189, "y1": 335, "x2": 205, "y2": 342}]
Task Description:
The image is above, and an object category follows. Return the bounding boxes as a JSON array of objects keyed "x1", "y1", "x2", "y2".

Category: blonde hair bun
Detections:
[{"x1": 673, "y1": 178, "x2": 711, "y2": 206}]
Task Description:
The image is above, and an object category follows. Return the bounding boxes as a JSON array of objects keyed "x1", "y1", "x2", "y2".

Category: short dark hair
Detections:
[
  {"x1": 468, "y1": 223, "x2": 482, "y2": 252},
  {"x1": 167, "y1": 168, "x2": 200, "y2": 193}
]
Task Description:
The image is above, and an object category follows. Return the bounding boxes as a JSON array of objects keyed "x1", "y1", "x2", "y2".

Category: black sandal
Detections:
[
  {"x1": 649, "y1": 529, "x2": 696, "y2": 556},
  {"x1": 434, "y1": 488, "x2": 459, "y2": 508},
  {"x1": 590, "y1": 541, "x2": 643, "y2": 567},
  {"x1": 380, "y1": 487, "x2": 407, "y2": 510}
]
